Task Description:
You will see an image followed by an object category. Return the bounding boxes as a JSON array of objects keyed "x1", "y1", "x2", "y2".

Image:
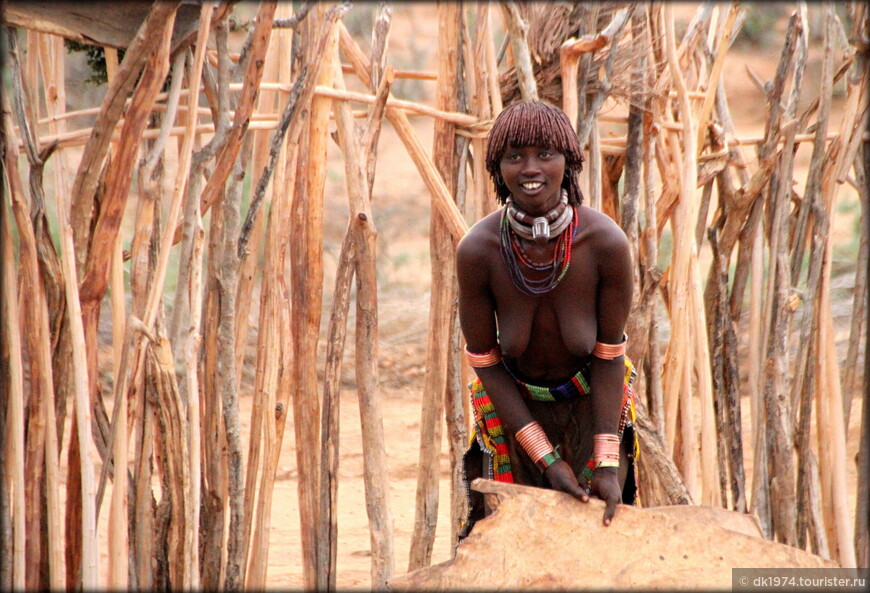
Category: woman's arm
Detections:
[{"x1": 588, "y1": 218, "x2": 634, "y2": 525}]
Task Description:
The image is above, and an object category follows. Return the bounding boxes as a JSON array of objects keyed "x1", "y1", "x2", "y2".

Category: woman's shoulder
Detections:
[
  {"x1": 457, "y1": 209, "x2": 502, "y2": 259},
  {"x1": 578, "y1": 205, "x2": 629, "y2": 252}
]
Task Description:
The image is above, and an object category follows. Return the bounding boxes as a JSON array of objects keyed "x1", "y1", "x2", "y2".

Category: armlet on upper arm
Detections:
[{"x1": 592, "y1": 333, "x2": 627, "y2": 360}]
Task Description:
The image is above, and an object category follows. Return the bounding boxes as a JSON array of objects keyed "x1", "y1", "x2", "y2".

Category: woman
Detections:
[{"x1": 457, "y1": 99, "x2": 638, "y2": 536}]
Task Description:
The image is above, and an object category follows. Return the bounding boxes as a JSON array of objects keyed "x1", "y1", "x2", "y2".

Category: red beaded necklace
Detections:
[{"x1": 500, "y1": 202, "x2": 578, "y2": 296}]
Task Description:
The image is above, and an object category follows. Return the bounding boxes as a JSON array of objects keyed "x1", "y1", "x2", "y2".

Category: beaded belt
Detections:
[{"x1": 469, "y1": 359, "x2": 638, "y2": 484}]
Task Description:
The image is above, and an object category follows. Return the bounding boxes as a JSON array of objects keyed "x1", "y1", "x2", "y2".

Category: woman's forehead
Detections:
[{"x1": 503, "y1": 143, "x2": 560, "y2": 152}]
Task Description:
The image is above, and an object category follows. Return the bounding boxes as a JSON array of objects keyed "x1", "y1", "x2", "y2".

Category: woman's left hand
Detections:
[{"x1": 587, "y1": 466, "x2": 621, "y2": 526}]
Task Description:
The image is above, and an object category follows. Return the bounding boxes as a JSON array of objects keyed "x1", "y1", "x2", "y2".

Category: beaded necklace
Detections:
[{"x1": 499, "y1": 199, "x2": 578, "y2": 296}]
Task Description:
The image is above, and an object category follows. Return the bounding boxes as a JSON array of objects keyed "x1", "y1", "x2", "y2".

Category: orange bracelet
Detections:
[
  {"x1": 464, "y1": 345, "x2": 502, "y2": 368},
  {"x1": 592, "y1": 333, "x2": 627, "y2": 360},
  {"x1": 515, "y1": 421, "x2": 556, "y2": 467},
  {"x1": 593, "y1": 433, "x2": 620, "y2": 468}
]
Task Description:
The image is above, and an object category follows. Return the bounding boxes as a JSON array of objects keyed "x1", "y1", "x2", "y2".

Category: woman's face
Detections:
[{"x1": 499, "y1": 144, "x2": 566, "y2": 215}]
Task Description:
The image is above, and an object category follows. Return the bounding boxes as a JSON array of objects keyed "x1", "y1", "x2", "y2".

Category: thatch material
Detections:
[{"x1": 498, "y1": 2, "x2": 661, "y2": 109}]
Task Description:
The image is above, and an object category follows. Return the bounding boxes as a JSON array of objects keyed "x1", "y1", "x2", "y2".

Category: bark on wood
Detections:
[
  {"x1": 856, "y1": 111, "x2": 870, "y2": 569},
  {"x1": 409, "y1": 3, "x2": 460, "y2": 573},
  {"x1": 1, "y1": 122, "x2": 28, "y2": 592},
  {"x1": 68, "y1": 1, "x2": 182, "y2": 273},
  {"x1": 332, "y1": 27, "x2": 395, "y2": 587},
  {"x1": 287, "y1": 6, "x2": 348, "y2": 588},
  {"x1": 789, "y1": 16, "x2": 835, "y2": 286},
  {"x1": 145, "y1": 337, "x2": 192, "y2": 587},
  {"x1": 338, "y1": 24, "x2": 468, "y2": 244},
  {"x1": 242, "y1": 4, "x2": 301, "y2": 588},
  {"x1": 196, "y1": 2, "x2": 276, "y2": 238},
  {"x1": 5, "y1": 29, "x2": 53, "y2": 589},
  {"x1": 318, "y1": 227, "x2": 356, "y2": 592},
  {"x1": 499, "y1": 1, "x2": 536, "y2": 101}
]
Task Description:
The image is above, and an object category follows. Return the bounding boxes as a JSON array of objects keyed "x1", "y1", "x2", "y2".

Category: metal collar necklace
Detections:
[{"x1": 505, "y1": 189, "x2": 571, "y2": 245}]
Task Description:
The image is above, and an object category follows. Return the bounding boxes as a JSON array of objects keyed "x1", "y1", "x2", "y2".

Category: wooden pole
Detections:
[
  {"x1": 288, "y1": 8, "x2": 325, "y2": 588},
  {"x1": 661, "y1": 4, "x2": 702, "y2": 501},
  {"x1": 499, "y1": 1, "x2": 537, "y2": 101},
  {"x1": 100, "y1": 42, "x2": 130, "y2": 592},
  {"x1": 1, "y1": 108, "x2": 27, "y2": 593},
  {"x1": 247, "y1": 7, "x2": 340, "y2": 587},
  {"x1": 409, "y1": 2, "x2": 461, "y2": 572},
  {"x1": 36, "y1": 31, "x2": 71, "y2": 589},
  {"x1": 338, "y1": 23, "x2": 468, "y2": 244},
  {"x1": 332, "y1": 37, "x2": 396, "y2": 590},
  {"x1": 7, "y1": 28, "x2": 52, "y2": 590},
  {"x1": 239, "y1": 8, "x2": 282, "y2": 586}
]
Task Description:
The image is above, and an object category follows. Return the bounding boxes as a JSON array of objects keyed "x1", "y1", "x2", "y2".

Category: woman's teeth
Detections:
[{"x1": 521, "y1": 182, "x2": 543, "y2": 190}]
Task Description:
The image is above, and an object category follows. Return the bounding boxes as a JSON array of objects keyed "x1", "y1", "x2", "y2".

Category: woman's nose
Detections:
[{"x1": 520, "y1": 156, "x2": 541, "y2": 174}]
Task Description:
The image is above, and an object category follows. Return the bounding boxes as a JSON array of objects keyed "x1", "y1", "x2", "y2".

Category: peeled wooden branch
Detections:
[
  {"x1": 560, "y1": 7, "x2": 629, "y2": 130},
  {"x1": 500, "y1": 1, "x2": 537, "y2": 101},
  {"x1": 331, "y1": 31, "x2": 396, "y2": 588},
  {"x1": 197, "y1": 2, "x2": 276, "y2": 228},
  {"x1": 339, "y1": 23, "x2": 468, "y2": 243},
  {"x1": 1, "y1": 103, "x2": 28, "y2": 593},
  {"x1": 410, "y1": 3, "x2": 460, "y2": 573},
  {"x1": 68, "y1": 1, "x2": 182, "y2": 271}
]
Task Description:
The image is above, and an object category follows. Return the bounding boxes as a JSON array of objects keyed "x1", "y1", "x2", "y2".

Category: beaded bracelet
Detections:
[
  {"x1": 592, "y1": 333, "x2": 627, "y2": 360},
  {"x1": 535, "y1": 449, "x2": 561, "y2": 471},
  {"x1": 593, "y1": 433, "x2": 620, "y2": 469},
  {"x1": 515, "y1": 421, "x2": 559, "y2": 472},
  {"x1": 464, "y1": 345, "x2": 502, "y2": 368}
]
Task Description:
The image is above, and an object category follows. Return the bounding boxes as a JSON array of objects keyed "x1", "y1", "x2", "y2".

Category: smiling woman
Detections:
[{"x1": 456, "y1": 99, "x2": 639, "y2": 538}]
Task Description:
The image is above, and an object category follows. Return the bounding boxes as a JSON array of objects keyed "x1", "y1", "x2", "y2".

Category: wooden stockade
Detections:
[{"x1": 0, "y1": 1, "x2": 867, "y2": 590}]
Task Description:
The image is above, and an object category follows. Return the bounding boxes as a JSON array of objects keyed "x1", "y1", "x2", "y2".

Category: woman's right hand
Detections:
[{"x1": 544, "y1": 459, "x2": 590, "y2": 503}]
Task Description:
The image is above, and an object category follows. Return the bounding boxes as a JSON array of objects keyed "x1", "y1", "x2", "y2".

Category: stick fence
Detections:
[{"x1": 1, "y1": 1, "x2": 868, "y2": 590}]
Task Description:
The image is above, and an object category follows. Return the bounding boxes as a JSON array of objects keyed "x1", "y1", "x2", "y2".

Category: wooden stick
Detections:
[
  {"x1": 1, "y1": 116, "x2": 27, "y2": 593},
  {"x1": 695, "y1": 2, "x2": 738, "y2": 154},
  {"x1": 46, "y1": 78, "x2": 99, "y2": 592},
  {"x1": 241, "y1": 4, "x2": 297, "y2": 588},
  {"x1": 500, "y1": 1, "x2": 536, "y2": 100},
  {"x1": 844, "y1": 131, "x2": 870, "y2": 567},
  {"x1": 332, "y1": 32, "x2": 396, "y2": 588},
  {"x1": 318, "y1": 224, "x2": 356, "y2": 592},
  {"x1": 857, "y1": 135, "x2": 870, "y2": 563},
  {"x1": 409, "y1": 2, "x2": 460, "y2": 572},
  {"x1": 338, "y1": 23, "x2": 468, "y2": 243},
  {"x1": 483, "y1": 5, "x2": 503, "y2": 115},
  {"x1": 100, "y1": 41, "x2": 130, "y2": 591},
  {"x1": 297, "y1": 7, "x2": 338, "y2": 587},
  {"x1": 36, "y1": 31, "x2": 70, "y2": 588},
  {"x1": 661, "y1": 4, "x2": 704, "y2": 501},
  {"x1": 196, "y1": 2, "x2": 277, "y2": 236},
  {"x1": 68, "y1": 1, "x2": 182, "y2": 272},
  {"x1": 238, "y1": 21, "x2": 281, "y2": 587},
  {"x1": 7, "y1": 28, "x2": 52, "y2": 589},
  {"x1": 820, "y1": 284, "x2": 857, "y2": 567}
]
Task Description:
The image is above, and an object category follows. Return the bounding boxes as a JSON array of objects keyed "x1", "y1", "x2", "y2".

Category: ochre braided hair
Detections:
[{"x1": 485, "y1": 99, "x2": 585, "y2": 207}]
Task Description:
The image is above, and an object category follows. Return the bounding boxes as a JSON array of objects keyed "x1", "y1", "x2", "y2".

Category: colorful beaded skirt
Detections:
[{"x1": 468, "y1": 358, "x2": 639, "y2": 485}]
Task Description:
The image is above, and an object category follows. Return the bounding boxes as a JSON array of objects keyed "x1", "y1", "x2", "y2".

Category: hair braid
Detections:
[{"x1": 485, "y1": 100, "x2": 585, "y2": 207}]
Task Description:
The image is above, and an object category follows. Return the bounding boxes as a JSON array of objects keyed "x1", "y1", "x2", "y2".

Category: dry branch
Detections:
[
  {"x1": 68, "y1": 1, "x2": 182, "y2": 271},
  {"x1": 331, "y1": 16, "x2": 396, "y2": 585},
  {"x1": 409, "y1": 3, "x2": 461, "y2": 572},
  {"x1": 338, "y1": 23, "x2": 469, "y2": 243}
]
